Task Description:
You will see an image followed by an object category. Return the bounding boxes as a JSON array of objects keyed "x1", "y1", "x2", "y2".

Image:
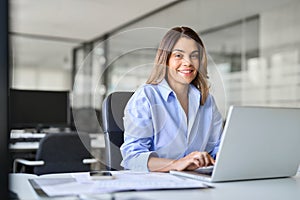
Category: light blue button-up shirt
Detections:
[{"x1": 120, "y1": 79, "x2": 223, "y2": 171}]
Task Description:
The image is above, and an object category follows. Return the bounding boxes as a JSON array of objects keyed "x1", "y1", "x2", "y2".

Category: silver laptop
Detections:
[{"x1": 170, "y1": 106, "x2": 300, "y2": 182}]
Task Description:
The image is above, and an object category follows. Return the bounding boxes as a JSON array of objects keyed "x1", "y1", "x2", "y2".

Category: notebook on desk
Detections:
[{"x1": 170, "y1": 106, "x2": 300, "y2": 182}]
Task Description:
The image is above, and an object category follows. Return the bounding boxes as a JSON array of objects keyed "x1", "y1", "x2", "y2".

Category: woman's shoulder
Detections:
[
  {"x1": 128, "y1": 84, "x2": 160, "y2": 104},
  {"x1": 125, "y1": 84, "x2": 163, "y2": 111},
  {"x1": 134, "y1": 83, "x2": 160, "y2": 97},
  {"x1": 203, "y1": 93, "x2": 217, "y2": 107},
  {"x1": 204, "y1": 93, "x2": 223, "y2": 116}
]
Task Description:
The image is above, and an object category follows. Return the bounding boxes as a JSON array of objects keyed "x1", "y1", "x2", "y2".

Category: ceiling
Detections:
[
  {"x1": 10, "y1": 0, "x2": 177, "y2": 40},
  {"x1": 9, "y1": 0, "x2": 178, "y2": 70}
]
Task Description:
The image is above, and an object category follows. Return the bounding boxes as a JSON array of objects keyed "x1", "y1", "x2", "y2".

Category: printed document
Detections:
[{"x1": 29, "y1": 171, "x2": 212, "y2": 197}]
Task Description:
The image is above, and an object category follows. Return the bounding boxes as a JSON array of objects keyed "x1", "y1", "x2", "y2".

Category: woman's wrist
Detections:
[
  {"x1": 168, "y1": 159, "x2": 179, "y2": 171},
  {"x1": 148, "y1": 157, "x2": 178, "y2": 172}
]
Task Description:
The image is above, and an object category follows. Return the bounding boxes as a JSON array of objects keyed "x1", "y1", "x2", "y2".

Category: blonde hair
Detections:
[{"x1": 146, "y1": 26, "x2": 209, "y2": 105}]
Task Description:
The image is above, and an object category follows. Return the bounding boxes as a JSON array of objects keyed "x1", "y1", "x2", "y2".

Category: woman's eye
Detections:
[
  {"x1": 174, "y1": 53, "x2": 183, "y2": 59},
  {"x1": 190, "y1": 53, "x2": 199, "y2": 59}
]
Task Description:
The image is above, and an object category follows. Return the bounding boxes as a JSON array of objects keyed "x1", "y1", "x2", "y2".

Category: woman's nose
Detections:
[{"x1": 182, "y1": 56, "x2": 192, "y2": 66}]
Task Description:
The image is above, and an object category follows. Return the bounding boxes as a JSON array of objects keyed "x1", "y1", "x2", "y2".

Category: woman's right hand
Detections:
[
  {"x1": 147, "y1": 151, "x2": 215, "y2": 172},
  {"x1": 172, "y1": 151, "x2": 215, "y2": 171}
]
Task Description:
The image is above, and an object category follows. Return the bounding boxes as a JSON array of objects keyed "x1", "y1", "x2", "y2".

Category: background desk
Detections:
[
  {"x1": 10, "y1": 142, "x2": 40, "y2": 152},
  {"x1": 9, "y1": 133, "x2": 105, "y2": 152},
  {"x1": 10, "y1": 172, "x2": 300, "y2": 200},
  {"x1": 9, "y1": 133, "x2": 106, "y2": 171}
]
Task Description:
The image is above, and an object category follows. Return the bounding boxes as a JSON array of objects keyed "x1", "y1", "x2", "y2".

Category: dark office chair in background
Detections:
[
  {"x1": 102, "y1": 91, "x2": 134, "y2": 170},
  {"x1": 13, "y1": 132, "x2": 97, "y2": 175}
]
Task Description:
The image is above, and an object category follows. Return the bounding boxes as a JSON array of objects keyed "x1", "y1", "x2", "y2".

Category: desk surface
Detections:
[{"x1": 10, "y1": 172, "x2": 300, "y2": 200}]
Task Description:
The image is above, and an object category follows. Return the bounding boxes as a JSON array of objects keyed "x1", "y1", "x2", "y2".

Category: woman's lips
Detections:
[{"x1": 178, "y1": 69, "x2": 194, "y2": 75}]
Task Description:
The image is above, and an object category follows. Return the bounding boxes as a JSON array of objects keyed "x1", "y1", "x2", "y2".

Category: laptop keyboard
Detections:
[{"x1": 195, "y1": 165, "x2": 214, "y2": 175}]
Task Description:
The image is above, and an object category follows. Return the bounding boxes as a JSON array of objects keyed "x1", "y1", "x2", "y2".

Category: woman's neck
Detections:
[
  {"x1": 167, "y1": 79, "x2": 189, "y2": 98},
  {"x1": 167, "y1": 80, "x2": 189, "y2": 117}
]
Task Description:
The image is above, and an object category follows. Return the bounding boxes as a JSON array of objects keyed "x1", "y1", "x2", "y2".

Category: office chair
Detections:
[
  {"x1": 13, "y1": 132, "x2": 97, "y2": 175},
  {"x1": 102, "y1": 91, "x2": 134, "y2": 170}
]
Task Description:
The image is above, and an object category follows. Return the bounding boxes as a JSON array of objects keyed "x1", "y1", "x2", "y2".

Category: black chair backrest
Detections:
[
  {"x1": 102, "y1": 91, "x2": 134, "y2": 170},
  {"x1": 34, "y1": 132, "x2": 92, "y2": 175}
]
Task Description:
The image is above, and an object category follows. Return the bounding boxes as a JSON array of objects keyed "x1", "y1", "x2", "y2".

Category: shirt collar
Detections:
[
  {"x1": 158, "y1": 79, "x2": 201, "y2": 102},
  {"x1": 158, "y1": 79, "x2": 174, "y2": 101}
]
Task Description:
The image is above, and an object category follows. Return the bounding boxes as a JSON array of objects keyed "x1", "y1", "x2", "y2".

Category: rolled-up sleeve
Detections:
[{"x1": 120, "y1": 89, "x2": 158, "y2": 171}]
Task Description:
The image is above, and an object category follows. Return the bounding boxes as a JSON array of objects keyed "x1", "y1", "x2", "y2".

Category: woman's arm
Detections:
[{"x1": 206, "y1": 95, "x2": 224, "y2": 158}]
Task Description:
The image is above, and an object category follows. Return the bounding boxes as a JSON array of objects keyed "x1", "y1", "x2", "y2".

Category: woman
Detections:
[{"x1": 120, "y1": 26, "x2": 223, "y2": 172}]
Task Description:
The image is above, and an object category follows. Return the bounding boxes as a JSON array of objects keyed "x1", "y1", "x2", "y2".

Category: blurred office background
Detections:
[{"x1": 10, "y1": 0, "x2": 300, "y2": 131}]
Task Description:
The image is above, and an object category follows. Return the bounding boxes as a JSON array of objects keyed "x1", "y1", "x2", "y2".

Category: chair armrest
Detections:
[
  {"x1": 82, "y1": 158, "x2": 98, "y2": 164},
  {"x1": 13, "y1": 158, "x2": 44, "y2": 173}
]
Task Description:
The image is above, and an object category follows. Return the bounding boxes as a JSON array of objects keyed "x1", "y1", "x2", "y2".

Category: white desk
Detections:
[
  {"x1": 10, "y1": 142, "x2": 40, "y2": 152},
  {"x1": 9, "y1": 172, "x2": 300, "y2": 200},
  {"x1": 9, "y1": 133, "x2": 105, "y2": 152}
]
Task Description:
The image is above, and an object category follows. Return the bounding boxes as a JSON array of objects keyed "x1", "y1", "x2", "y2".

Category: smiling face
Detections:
[{"x1": 167, "y1": 37, "x2": 200, "y2": 88}]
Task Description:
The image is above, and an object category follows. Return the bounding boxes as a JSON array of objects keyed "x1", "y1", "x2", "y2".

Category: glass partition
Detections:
[
  {"x1": 73, "y1": 0, "x2": 300, "y2": 118},
  {"x1": 11, "y1": 35, "x2": 75, "y2": 91}
]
